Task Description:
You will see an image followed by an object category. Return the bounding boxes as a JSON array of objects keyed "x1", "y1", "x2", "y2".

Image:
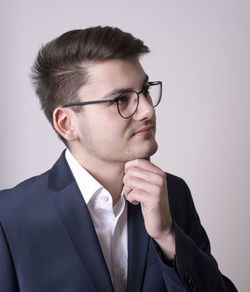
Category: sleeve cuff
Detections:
[{"x1": 151, "y1": 238, "x2": 188, "y2": 292}]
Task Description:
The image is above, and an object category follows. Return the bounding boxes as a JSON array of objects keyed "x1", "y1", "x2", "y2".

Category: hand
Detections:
[{"x1": 123, "y1": 159, "x2": 175, "y2": 259}]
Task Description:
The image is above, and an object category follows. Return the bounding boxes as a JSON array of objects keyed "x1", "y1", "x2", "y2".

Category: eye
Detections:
[{"x1": 115, "y1": 94, "x2": 130, "y2": 105}]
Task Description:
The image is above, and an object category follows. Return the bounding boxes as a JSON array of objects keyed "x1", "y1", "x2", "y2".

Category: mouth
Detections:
[{"x1": 133, "y1": 126, "x2": 154, "y2": 136}]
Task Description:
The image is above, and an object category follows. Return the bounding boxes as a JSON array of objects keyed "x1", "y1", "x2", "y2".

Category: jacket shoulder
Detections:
[
  {"x1": 1, "y1": 169, "x2": 49, "y2": 193},
  {"x1": 0, "y1": 170, "x2": 50, "y2": 215}
]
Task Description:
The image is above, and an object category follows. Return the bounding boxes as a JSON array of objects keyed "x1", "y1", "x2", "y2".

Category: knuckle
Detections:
[
  {"x1": 155, "y1": 175, "x2": 164, "y2": 186},
  {"x1": 158, "y1": 172, "x2": 166, "y2": 185},
  {"x1": 123, "y1": 185, "x2": 128, "y2": 194},
  {"x1": 127, "y1": 190, "x2": 135, "y2": 200},
  {"x1": 152, "y1": 185, "x2": 161, "y2": 196}
]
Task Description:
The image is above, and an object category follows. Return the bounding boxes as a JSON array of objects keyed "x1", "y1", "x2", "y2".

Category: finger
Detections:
[
  {"x1": 122, "y1": 184, "x2": 140, "y2": 205},
  {"x1": 123, "y1": 174, "x2": 163, "y2": 197},
  {"x1": 125, "y1": 159, "x2": 163, "y2": 175},
  {"x1": 126, "y1": 196, "x2": 139, "y2": 205},
  {"x1": 123, "y1": 182, "x2": 132, "y2": 196},
  {"x1": 125, "y1": 189, "x2": 151, "y2": 205},
  {"x1": 123, "y1": 167, "x2": 166, "y2": 187}
]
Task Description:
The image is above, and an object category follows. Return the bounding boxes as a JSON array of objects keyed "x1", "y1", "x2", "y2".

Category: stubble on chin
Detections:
[{"x1": 126, "y1": 140, "x2": 158, "y2": 162}]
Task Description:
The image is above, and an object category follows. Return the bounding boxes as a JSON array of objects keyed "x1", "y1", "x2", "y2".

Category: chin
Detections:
[
  {"x1": 143, "y1": 143, "x2": 158, "y2": 158},
  {"x1": 127, "y1": 142, "x2": 158, "y2": 161}
]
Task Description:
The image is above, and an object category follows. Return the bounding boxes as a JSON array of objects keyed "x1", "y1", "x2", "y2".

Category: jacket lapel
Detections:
[
  {"x1": 49, "y1": 152, "x2": 114, "y2": 292},
  {"x1": 127, "y1": 203, "x2": 150, "y2": 292}
]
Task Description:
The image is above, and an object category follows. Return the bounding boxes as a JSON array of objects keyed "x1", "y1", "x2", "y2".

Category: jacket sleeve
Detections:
[
  {"x1": 172, "y1": 179, "x2": 238, "y2": 292},
  {"x1": 0, "y1": 223, "x2": 19, "y2": 292}
]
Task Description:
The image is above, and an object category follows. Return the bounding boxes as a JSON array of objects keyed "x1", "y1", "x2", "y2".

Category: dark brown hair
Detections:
[{"x1": 31, "y1": 26, "x2": 150, "y2": 144}]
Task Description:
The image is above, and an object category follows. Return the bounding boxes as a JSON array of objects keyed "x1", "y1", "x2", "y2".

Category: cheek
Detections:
[
  {"x1": 103, "y1": 119, "x2": 129, "y2": 142},
  {"x1": 86, "y1": 108, "x2": 130, "y2": 142}
]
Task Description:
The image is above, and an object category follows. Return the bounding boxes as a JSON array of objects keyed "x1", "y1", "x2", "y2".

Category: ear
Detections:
[{"x1": 53, "y1": 107, "x2": 78, "y2": 142}]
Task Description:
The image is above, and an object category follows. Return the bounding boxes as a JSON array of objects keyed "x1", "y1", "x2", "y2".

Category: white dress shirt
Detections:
[{"x1": 65, "y1": 149, "x2": 127, "y2": 292}]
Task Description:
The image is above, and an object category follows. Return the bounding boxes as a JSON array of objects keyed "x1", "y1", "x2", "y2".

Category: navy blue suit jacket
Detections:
[{"x1": 0, "y1": 152, "x2": 237, "y2": 291}]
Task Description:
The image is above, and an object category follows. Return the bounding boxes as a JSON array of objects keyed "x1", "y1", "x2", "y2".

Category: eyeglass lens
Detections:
[{"x1": 118, "y1": 83, "x2": 161, "y2": 118}]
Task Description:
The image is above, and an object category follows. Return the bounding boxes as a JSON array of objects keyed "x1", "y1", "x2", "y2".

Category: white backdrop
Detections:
[{"x1": 1, "y1": 0, "x2": 249, "y2": 290}]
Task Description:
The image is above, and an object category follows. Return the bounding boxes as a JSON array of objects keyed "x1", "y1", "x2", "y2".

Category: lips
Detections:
[{"x1": 133, "y1": 126, "x2": 154, "y2": 136}]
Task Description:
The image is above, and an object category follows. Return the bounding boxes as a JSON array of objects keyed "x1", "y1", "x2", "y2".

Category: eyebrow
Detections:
[{"x1": 101, "y1": 74, "x2": 149, "y2": 99}]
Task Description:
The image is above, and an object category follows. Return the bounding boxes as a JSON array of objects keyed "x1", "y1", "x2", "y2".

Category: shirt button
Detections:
[
  {"x1": 100, "y1": 195, "x2": 109, "y2": 202},
  {"x1": 120, "y1": 269, "x2": 125, "y2": 276}
]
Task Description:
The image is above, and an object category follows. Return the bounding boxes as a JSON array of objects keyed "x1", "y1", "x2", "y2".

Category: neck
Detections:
[{"x1": 69, "y1": 146, "x2": 125, "y2": 205}]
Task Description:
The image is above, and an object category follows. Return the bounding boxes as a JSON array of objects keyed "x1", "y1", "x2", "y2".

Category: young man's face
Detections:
[{"x1": 73, "y1": 58, "x2": 158, "y2": 164}]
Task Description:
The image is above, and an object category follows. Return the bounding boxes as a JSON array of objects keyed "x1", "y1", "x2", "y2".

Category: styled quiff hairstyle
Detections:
[{"x1": 31, "y1": 26, "x2": 150, "y2": 144}]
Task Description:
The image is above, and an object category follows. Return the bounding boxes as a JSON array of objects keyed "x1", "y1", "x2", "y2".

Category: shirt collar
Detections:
[{"x1": 65, "y1": 149, "x2": 102, "y2": 204}]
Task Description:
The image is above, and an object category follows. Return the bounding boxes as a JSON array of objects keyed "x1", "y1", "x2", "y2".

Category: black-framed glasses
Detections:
[{"x1": 62, "y1": 81, "x2": 162, "y2": 119}]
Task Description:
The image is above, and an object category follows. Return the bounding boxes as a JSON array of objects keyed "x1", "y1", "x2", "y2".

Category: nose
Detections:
[{"x1": 133, "y1": 93, "x2": 155, "y2": 121}]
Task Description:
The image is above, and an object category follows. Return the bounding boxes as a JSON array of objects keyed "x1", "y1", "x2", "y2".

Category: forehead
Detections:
[{"x1": 79, "y1": 59, "x2": 147, "y2": 99}]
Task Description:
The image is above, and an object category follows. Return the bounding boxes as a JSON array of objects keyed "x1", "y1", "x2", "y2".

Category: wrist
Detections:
[{"x1": 154, "y1": 225, "x2": 175, "y2": 260}]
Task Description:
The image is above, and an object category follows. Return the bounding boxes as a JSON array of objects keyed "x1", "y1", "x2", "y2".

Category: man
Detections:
[{"x1": 0, "y1": 26, "x2": 237, "y2": 292}]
